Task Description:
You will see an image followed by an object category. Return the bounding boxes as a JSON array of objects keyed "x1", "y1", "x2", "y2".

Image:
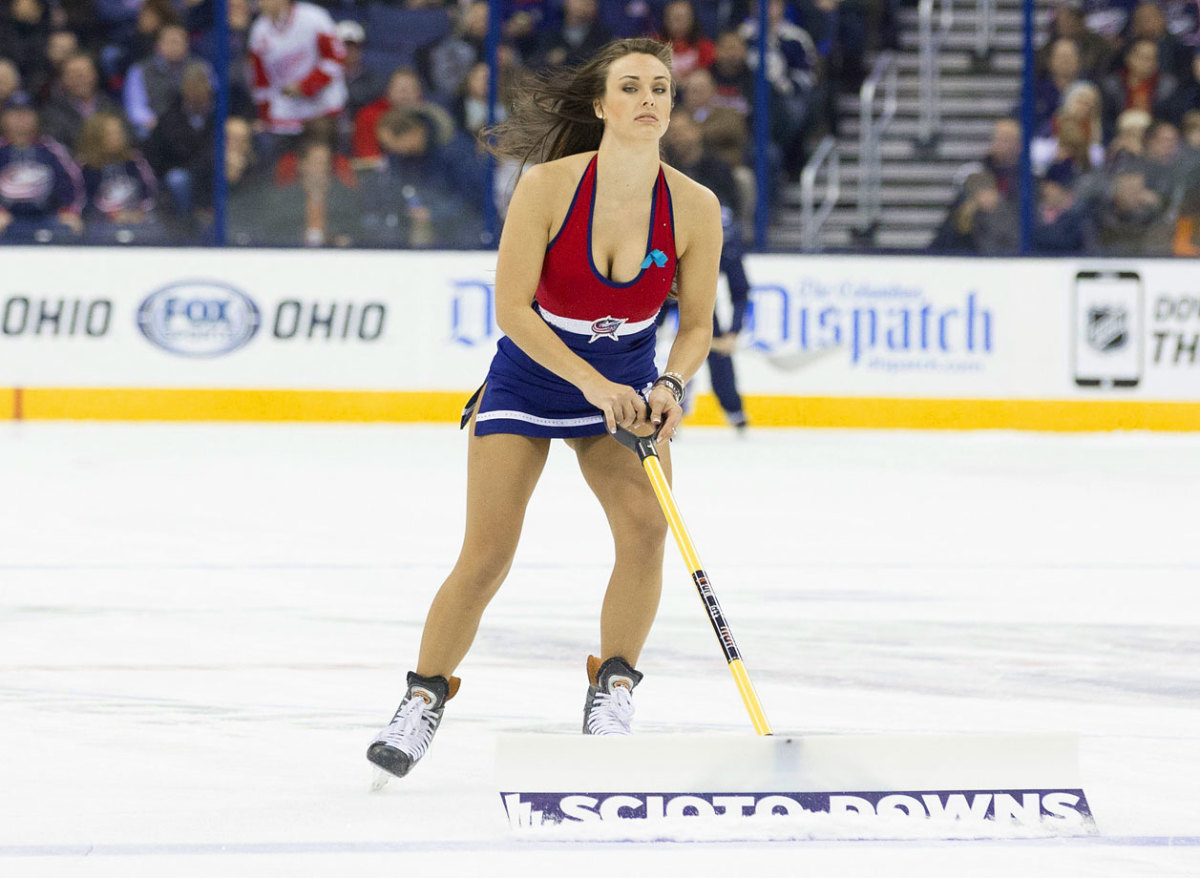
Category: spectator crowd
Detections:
[
  {"x1": 5, "y1": 0, "x2": 1195, "y2": 254},
  {"x1": 934, "y1": 0, "x2": 1200, "y2": 256},
  {"x1": 4, "y1": 0, "x2": 889, "y2": 247}
]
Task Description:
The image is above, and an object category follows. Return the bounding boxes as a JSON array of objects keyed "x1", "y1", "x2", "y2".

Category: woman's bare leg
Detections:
[
  {"x1": 567, "y1": 433, "x2": 672, "y2": 666},
  {"x1": 415, "y1": 420, "x2": 550, "y2": 678}
]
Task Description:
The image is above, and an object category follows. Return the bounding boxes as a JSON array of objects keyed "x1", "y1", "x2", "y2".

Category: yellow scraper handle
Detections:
[{"x1": 615, "y1": 425, "x2": 773, "y2": 736}]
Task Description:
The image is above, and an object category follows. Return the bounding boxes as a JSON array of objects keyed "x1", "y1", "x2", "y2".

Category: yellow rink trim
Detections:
[{"x1": 1, "y1": 387, "x2": 1198, "y2": 431}]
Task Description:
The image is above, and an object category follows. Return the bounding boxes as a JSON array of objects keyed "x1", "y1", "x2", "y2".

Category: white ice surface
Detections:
[{"x1": 1, "y1": 422, "x2": 1198, "y2": 877}]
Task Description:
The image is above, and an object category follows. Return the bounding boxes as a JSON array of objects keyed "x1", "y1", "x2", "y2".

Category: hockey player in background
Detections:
[
  {"x1": 660, "y1": 110, "x2": 750, "y2": 431},
  {"x1": 248, "y1": 0, "x2": 346, "y2": 246}
]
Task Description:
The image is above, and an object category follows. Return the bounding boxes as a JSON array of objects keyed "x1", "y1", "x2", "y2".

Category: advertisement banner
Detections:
[{"x1": 1, "y1": 248, "x2": 1196, "y2": 426}]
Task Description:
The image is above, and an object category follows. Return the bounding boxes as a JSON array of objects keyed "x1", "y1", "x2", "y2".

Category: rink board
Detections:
[
  {"x1": 3, "y1": 248, "x2": 1198, "y2": 429},
  {"x1": 496, "y1": 733, "x2": 1096, "y2": 837}
]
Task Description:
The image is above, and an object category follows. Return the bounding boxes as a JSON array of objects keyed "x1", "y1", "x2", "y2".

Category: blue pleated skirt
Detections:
[{"x1": 464, "y1": 316, "x2": 659, "y2": 439}]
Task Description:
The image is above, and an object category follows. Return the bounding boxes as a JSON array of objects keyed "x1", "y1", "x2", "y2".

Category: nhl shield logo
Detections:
[
  {"x1": 589, "y1": 315, "x2": 626, "y2": 343},
  {"x1": 1086, "y1": 306, "x2": 1127, "y2": 353}
]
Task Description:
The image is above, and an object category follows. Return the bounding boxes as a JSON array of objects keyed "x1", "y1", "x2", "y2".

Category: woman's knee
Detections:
[
  {"x1": 614, "y1": 495, "x2": 669, "y2": 548},
  {"x1": 446, "y1": 553, "x2": 513, "y2": 606}
]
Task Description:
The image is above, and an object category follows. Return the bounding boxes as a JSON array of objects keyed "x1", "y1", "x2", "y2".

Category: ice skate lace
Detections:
[
  {"x1": 587, "y1": 686, "x2": 635, "y2": 735},
  {"x1": 377, "y1": 695, "x2": 436, "y2": 757}
]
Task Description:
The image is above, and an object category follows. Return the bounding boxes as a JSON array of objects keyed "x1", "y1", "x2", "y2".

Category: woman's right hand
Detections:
[{"x1": 581, "y1": 376, "x2": 648, "y2": 435}]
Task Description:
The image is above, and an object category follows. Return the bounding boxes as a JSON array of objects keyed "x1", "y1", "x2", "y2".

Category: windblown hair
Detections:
[{"x1": 483, "y1": 38, "x2": 674, "y2": 166}]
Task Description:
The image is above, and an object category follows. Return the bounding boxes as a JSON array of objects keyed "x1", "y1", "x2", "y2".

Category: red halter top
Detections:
[{"x1": 534, "y1": 154, "x2": 677, "y2": 326}]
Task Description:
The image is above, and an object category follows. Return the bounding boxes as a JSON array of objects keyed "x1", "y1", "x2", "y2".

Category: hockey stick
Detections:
[{"x1": 613, "y1": 423, "x2": 773, "y2": 736}]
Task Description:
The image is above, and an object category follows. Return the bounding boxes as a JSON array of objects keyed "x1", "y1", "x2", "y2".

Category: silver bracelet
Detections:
[{"x1": 653, "y1": 371, "x2": 685, "y2": 404}]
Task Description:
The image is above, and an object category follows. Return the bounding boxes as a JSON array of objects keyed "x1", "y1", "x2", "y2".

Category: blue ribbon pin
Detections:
[{"x1": 640, "y1": 249, "x2": 668, "y2": 269}]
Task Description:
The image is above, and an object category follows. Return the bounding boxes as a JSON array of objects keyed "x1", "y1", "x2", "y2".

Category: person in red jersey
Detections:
[
  {"x1": 248, "y1": 0, "x2": 346, "y2": 245},
  {"x1": 367, "y1": 38, "x2": 723, "y2": 782}
]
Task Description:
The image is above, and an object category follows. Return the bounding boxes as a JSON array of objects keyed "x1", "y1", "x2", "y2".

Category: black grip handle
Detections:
[{"x1": 612, "y1": 403, "x2": 664, "y2": 461}]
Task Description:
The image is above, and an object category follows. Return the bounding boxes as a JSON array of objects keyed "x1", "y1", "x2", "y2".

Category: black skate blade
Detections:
[{"x1": 366, "y1": 743, "x2": 414, "y2": 780}]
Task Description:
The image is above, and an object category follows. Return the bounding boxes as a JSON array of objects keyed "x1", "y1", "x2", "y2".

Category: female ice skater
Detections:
[{"x1": 367, "y1": 38, "x2": 723, "y2": 781}]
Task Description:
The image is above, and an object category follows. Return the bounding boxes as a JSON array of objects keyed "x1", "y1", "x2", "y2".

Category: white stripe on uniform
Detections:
[
  {"x1": 538, "y1": 307, "x2": 656, "y2": 342},
  {"x1": 476, "y1": 410, "x2": 605, "y2": 428}
]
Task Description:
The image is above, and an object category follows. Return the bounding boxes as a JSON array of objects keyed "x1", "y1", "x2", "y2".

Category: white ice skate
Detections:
[
  {"x1": 582, "y1": 655, "x2": 643, "y2": 735},
  {"x1": 367, "y1": 671, "x2": 459, "y2": 791}
]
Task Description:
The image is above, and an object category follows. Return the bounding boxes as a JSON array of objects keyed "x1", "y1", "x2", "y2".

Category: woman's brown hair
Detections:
[
  {"x1": 76, "y1": 112, "x2": 131, "y2": 168},
  {"x1": 483, "y1": 38, "x2": 674, "y2": 166}
]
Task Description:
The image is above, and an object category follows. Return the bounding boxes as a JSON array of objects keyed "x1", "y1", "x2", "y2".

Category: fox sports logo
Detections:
[{"x1": 137, "y1": 281, "x2": 261, "y2": 357}]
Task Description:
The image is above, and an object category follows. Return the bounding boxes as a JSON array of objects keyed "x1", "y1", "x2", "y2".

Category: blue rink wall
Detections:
[{"x1": 1, "y1": 248, "x2": 1197, "y2": 430}]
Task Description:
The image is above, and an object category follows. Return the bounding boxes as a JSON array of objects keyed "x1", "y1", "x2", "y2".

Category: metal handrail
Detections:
[
  {"x1": 917, "y1": 0, "x2": 954, "y2": 145},
  {"x1": 856, "y1": 51, "x2": 897, "y2": 235},
  {"x1": 799, "y1": 135, "x2": 839, "y2": 251},
  {"x1": 975, "y1": 0, "x2": 994, "y2": 60}
]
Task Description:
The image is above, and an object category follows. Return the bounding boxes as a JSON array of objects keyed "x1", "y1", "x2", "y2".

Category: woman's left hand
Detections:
[{"x1": 646, "y1": 384, "x2": 683, "y2": 444}]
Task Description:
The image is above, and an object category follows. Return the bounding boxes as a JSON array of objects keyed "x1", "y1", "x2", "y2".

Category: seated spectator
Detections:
[
  {"x1": 228, "y1": 138, "x2": 362, "y2": 246},
  {"x1": 192, "y1": 0, "x2": 254, "y2": 120},
  {"x1": 658, "y1": 0, "x2": 715, "y2": 81},
  {"x1": 124, "y1": 24, "x2": 206, "y2": 140},
  {"x1": 958, "y1": 118, "x2": 1022, "y2": 203},
  {"x1": 0, "y1": 0, "x2": 50, "y2": 85},
  {"x1": 1096, "y1": 162, "x2": 1172, "y2": 254},
  {"x1": 360, "y1": 108, "x2": 481, "y2": 248},
  {"x1": 679, "y1": 66, "x2": 720, "y2": 123},
  {"x1": 1124, "y1": 2, "x2": 1190, "y2": 83},
  {"x1": 451, "y1": 60, "x2": 508, "y2": 138},
  {"x1": 1141, "y1": 119, "x2": 1184, "y2": 206},
  {"x1": 0, "y1": 92, "x2": 83, "y2": 242},
  {"x1": 1057, "y1": 80, "x2": 1106, "y2": 154},
  {"x1": 710, "y1": 28, "x2": 753, "y2": 118},
  {"x1": 417, "y1": 1, "x2": 487, "y2": 103},
  {"x1": 930, "y1": 170, "x2": 1019, "y2": 254},
  {"x1": 535, "y1": 0, "x2": 611, "y2": 69},
  {"x1": 1037, "y1": 1, "x2": 1115, "y2": 81},
  {"x1": 1159, "y1": 48, "x2": 1200, "y2": 126},
  {"x1": 1032, "y1": 110, "x2": 1105, "y2": 176},
  {"x1": 75, "y1": 111, "x2": 163, "y2": 243},
  {"x1": 353, "y1": 67, "x2": 455, "y2": 162},
  {"x1": 145, "y1": 61, "x2": 214, "y2": 220},
  {"x1": 702, "y1": 106, "x2": 754, "y2": 221},
  {"x1": 1173, "y1": 168, "x2": 1200, "y2": 255},
  {"x1": 739, "y1": 0, "x2": 820, "y2": 175},
  {"x1": 1033, "y1": 160, "x2": 1096, "y2": 253},
  {"x1": 1107, "y1": 107, "x2": 1152, "y2": 167},
  {"x1": 127, "y1": 0, "x2": 181, "y2": 68},
  {"x1": 40, "y1": 52, "x2": 122, "y2": 151},
  {"x1": 500, "y1": 0, "x2": 557, "y2": 60},
  {"x1": 0, "y1": 57, "x2": 19, "y2": 106},
  {"x1": 1180, "y1": 109, "x2": 1200, "y2": 176},
  {"x1": 1100, "y1": 38, "x2": 1177, "y2": 138},
  {"x1": 338, "y1": 20, "x2": 385, "y2": 119},
  {"x1": 1033, "y1": 38, "x2": 1085, "y2": 137},
  {"x1": 30, "y1": 29, "x2": 79, "y2": 102}
]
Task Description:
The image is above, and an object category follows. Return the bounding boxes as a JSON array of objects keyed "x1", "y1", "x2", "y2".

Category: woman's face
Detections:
[
  {"x1": 664, "y1": 2, "x2": 694, "y2": 38},
  {"x1": 388, "y1": 73, "x2": 421, "y2": 108},
  {"x1": 596, "y1": 53, "x2": 673, "y2": 141},
  {"x1": 465, "y1": 63, "x2": 488, "y2": 99},
  {"x1": 1127, "y1": 41, "x2": 1158, "y2": 79},
  {"x1": 101, "y1": 118, "x2": 127, "y2": 154},
  {"x1": 1065, "y1": 88, "x2": 1097, "y2": 118},
  {"x1": 1049, "y1": 40, "x2": 1080, "y2": 81}
]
